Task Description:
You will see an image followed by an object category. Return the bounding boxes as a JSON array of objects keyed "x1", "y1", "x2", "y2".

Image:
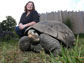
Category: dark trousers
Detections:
[{"x1": 15, "y1": 26, "x2": 27, "y2": 37}]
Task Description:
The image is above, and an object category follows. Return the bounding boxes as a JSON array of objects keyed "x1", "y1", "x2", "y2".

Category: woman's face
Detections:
[{"x1": 26, "y1": 3, "x2": 33, "y2": 11}]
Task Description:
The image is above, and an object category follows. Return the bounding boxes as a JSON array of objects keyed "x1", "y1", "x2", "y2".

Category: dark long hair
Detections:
[{"x1": 24, "y1": 1, "x2": 35, "y2": 13}]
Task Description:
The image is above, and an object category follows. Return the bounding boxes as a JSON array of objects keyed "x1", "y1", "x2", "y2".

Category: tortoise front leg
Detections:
[{"x1": 19, "y1": 36, "x2": 31, "y2": 51}]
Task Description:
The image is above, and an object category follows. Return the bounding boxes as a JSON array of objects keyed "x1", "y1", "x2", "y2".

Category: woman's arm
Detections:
[
  {"x1": 19, "y1": 21, "x2": 37, "y2": 30},
  {"x1": 23, "y1": 21, "x2": 36, "y2": 27}
]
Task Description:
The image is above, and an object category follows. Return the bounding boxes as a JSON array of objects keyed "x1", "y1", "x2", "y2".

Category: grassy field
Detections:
[{"x1": 0, "y1": 35, "x2": 84, "y2": 63}]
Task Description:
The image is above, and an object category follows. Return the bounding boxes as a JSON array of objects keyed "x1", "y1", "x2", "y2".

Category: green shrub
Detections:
[{"x1": 63, "y1": 18, "x2": 73, "y2": 30}]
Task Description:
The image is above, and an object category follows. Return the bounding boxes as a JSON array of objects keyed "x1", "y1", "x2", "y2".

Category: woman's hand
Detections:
[{"x1": 19, "y1": 23, "x2": 26, "y2": 30}]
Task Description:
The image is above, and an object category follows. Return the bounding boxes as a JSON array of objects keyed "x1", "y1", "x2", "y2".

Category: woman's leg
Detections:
[{"x1": 15, "y1": 26, "x2": 24, "y2": 37}]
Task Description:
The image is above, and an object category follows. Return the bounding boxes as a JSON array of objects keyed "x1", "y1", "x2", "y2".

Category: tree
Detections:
[{"x1": 1, "y1": 16, "x2": 17, "y2": 31}]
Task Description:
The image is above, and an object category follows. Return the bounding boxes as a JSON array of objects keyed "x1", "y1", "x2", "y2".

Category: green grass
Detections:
[{"x1": 0, "y1": 36, "x2": 84, "y2": 63}]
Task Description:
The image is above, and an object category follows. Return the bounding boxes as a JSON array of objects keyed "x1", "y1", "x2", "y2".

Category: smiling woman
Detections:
[{"x1": 15, "y1": 1, "x2": 40, "y2": 37}]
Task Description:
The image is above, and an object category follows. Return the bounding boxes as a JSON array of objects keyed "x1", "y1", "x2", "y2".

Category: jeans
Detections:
[{"x1": 15, "y1": 26, "x2": 27, "y2": 37}]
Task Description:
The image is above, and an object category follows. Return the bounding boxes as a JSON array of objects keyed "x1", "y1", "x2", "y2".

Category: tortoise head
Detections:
[{"x1": 28, "y1": 29, "x2": 40, "y2": 42}]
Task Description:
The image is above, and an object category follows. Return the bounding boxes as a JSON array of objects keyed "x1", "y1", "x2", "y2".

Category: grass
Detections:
[{"x1": 0, "y1": 35, "x2": 84, "y2": 63}]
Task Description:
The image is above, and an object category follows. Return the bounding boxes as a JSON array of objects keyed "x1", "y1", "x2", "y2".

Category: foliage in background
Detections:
[
  {"x1": 0, "y1": 16, "x2": 17, "y2": 41},
  {"x1": 1, "y1": 16, "x2": 17, "y2": 31},
  {"x1": 63, "y1": 18, "x2": 73, "y2": 30}
]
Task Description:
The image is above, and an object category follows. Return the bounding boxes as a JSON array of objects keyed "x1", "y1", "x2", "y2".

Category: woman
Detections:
[{"x1": 15, "y1": 1, "x2": 40, "y2": 37}]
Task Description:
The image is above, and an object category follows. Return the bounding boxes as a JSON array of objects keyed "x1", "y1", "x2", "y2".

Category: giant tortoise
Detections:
[{"x1": 19, "y1": 21, "x2": 75, "y2": 56}]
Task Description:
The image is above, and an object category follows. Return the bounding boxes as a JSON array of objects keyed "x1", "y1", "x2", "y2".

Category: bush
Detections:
[{"x1": 63, "y1": 18, "x2": 73, "y2": 30}]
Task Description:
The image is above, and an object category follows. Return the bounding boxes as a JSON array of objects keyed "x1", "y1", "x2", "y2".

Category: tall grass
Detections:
[
  {"x1": 0, "y1": 35, "x2": 84, "y2": 63},
  {"x1": 48, "y1": 35, "x2": 84, "y2": 63}
]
